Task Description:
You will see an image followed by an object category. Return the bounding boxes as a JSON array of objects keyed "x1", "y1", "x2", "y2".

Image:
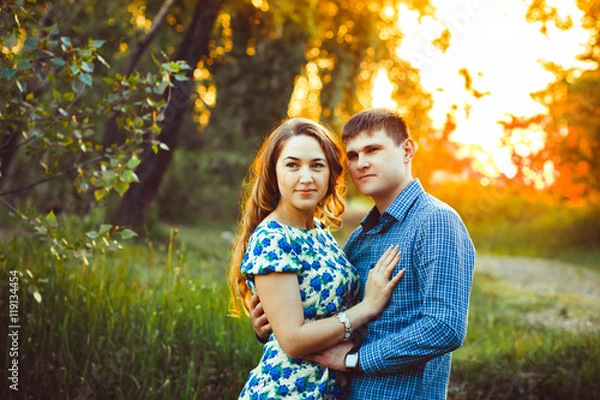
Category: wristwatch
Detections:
[{"x1": 344, "y1": 351, "x2": 360, "y2": 371}]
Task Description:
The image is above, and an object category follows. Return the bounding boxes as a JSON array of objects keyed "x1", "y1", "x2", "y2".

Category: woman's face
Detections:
[{"x1": 275, "y1": 134, "x2": 330, "y2": 214}]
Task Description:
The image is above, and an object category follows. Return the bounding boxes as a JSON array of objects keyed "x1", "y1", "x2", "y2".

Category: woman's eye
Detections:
[
  {"x1": 285, "y1": 162, "x2": 297, "y2": 168},
  {"x1": 312, "y1": 163, "x2": 325, "y2": 169}
]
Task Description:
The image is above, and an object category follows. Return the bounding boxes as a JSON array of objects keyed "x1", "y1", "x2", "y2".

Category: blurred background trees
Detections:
[{"x1": 1, "y1": 0, "x2": 599, "y2": 258}]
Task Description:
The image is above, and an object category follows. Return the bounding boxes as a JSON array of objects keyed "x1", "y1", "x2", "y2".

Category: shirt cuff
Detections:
[{"x1": 255, "y1": 332, "x2": 269, "y2": 344}]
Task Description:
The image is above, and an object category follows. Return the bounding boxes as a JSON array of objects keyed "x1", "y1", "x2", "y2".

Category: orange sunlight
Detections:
[{"x1": 371, "y1": 0, "x2": 596, "y2": 183}]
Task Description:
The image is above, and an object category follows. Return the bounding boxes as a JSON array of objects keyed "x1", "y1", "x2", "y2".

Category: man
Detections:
[{"x1": 252, "y1": 108, "x2": 475, "y2": 399}]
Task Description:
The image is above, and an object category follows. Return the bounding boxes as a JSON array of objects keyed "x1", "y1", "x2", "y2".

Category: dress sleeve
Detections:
[{"x1": 241, "y1": 226, "x2": 304, "y2": 276}]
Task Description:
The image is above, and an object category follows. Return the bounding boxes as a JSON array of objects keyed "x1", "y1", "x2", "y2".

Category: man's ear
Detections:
[{"x1": 403, "y1": 138, "x2": 416, "y2": 163}]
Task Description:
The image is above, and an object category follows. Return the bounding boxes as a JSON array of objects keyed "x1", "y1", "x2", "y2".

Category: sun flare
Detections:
[{"x1": 372, "y1": 0, "x2": 595, "y2": 183}]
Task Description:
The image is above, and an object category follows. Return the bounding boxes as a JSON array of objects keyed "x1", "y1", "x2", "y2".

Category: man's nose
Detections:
[{"x1": 357, "y1": 154, "x2": 370, "y2": 169}]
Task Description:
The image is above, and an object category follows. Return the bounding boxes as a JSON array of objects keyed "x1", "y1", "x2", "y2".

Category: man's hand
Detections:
[
  {"x1": 303, "y1": 340, "x2": 354, "y2": 371},
  {"x1": 250, "y1": 292, "x2": 271, "y2": 341}
]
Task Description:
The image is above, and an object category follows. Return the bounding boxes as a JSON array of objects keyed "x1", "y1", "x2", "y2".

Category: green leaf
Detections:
[
  {"x1": 162, "y1": 62, "x2": 180, "y2": 73},
  {"x1": 127, "y1": 156, "x2": 141, "y2": 169},
  {"x1": 17, "y1": 60, "x2": 32, "y2": 70},
  {"x1": 94, "y1": 189, "x2": 106, "y2": 201},
  {"x1": 46, "y1": 210, "x2": 58, "y2": 227},
  {"x1": 159, "y1": 142, "x2": 170, "y2": 151},
  {"x1": 24, "y1": 37, "x2": 38, "y2": 50},
  {"x1": 97, "y1": 54, "x2": 110, "y2": 69},
  {"x1": 98, "y1": 224, "x2": 112, "y2": 235},
  {"x1": 33, "y1": 291, "x2": 42, "y2": 303},
  {"x1": 81, "y1": 61, "x2": 94, "y2": 73},
  {"x1": 53, "y1": 89, "x2": 61, "y2": 101},
  {"x1": 101, "y1": 170, "x2": 117, "y2": 182},
  {"x1": 51, "y1": 57, "x2": 65, "y2": 67},
  {"x1": 120, "y1": 229, "x2": 138, "y2": 240},
  {"x1": 0, "y1": 69, "x2": 17, "y2": 78},
  {"x1": 64, "y1": 92, "x2": 75, "y2": 101},
  {"x1": 61, "y1": 36, "x2": 72, "y2": 48},
  {"x1": 121, "y1": 170, "x2": 140, "y2": 183},
  {"x1": 79, "y1": 49, "x2": 93, "y2": 58},
  {"x1": 75, "y1": 181, "x2": 89, "y2": 193},
  {"x1": 90, "y1": 39, "x2": 106, "y2": 48},
  {"x1": 173, "y1": 74, "x2": 188, "y2": 81},
  {"x1": 86, "y1": 231, "x2": 99, "y2": 239},
  {"x1": 79, "y1": 73, "x2": 92, "y2": 86},
  {"x1": 114, "y1": 181, "x2": 130, "y2": 197},
  {"x1": 5, "y1": 33, "x2": 18, "y2": 48}
]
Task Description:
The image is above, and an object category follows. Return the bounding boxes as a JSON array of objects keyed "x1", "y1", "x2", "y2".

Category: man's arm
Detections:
[
  {"x1": 359, "y1": 209, "x2": 475, "y2": 375},
  {"x1": 303, "y1": 340, "x2": 354, "y2": 371}
]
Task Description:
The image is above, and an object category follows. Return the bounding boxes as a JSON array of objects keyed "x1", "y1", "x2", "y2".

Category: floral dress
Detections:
[{"x1": 239, "y1": 220, "x2": 360, "y2": 400}]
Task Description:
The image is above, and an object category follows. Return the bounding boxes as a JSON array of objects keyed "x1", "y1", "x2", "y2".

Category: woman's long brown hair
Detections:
[{"x1": 228, "y1": 118, "x2": 347, "y2": 316}]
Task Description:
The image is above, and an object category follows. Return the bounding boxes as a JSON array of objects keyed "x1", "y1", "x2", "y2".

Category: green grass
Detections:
[
  {"x1": 0, "y1": 226, "x2": 261, "y2": 399},
  {"x1": 1, "y1": 222, "x2": 598, "y2": 399},
  {"x1": 449, "y1": 272, "x2": 599, "y2": 399}
]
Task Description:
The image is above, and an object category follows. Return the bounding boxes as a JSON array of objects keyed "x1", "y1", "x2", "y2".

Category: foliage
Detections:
[
  {"x1": 0, "y1": 1, "x2": 189, "y2": 262},
  {"x1": 156, "y1": 149, "x2": 245, "y2": 223},
  {"x1": 500, "y1": 0, "x2": 600, "y2": 201},
  {"x1": 427, "y1": 179, "x2": 600, "y2": 268}
]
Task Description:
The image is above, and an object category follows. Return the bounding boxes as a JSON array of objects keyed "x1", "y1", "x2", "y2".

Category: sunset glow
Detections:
[{"x1": 371, "y1": 0, "x2": 596, "y2": 181}]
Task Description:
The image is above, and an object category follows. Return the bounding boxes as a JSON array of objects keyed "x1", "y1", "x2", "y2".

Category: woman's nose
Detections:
[{"x1": 299, "y1": 167, "x2": 314, "y2": 182}]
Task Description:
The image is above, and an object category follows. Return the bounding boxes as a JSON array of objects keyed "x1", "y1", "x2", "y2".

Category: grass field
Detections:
[{"x1": 1, "y1": 222, "x2": 599, "y2": 399}]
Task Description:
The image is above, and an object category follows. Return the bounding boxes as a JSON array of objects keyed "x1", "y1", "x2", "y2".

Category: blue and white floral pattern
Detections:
[{"x1": 239, "y1": 220, "x2": 360, "y2": 399}]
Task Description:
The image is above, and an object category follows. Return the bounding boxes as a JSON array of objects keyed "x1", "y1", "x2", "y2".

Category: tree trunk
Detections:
[
  {"x1": 114, "y1": 0, "x2": 223, "y2": 231},
  {"x1": 0, "y1": 130, "x2": 18, "y2": 190},
  {"x1": 103, "y1": 0, "x2": 177, "y2": 150}
]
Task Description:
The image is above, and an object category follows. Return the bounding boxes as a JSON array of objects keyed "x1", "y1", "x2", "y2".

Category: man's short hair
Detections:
[{"x1": 342, "y1": 108, "x2": 410, "y2": 145}]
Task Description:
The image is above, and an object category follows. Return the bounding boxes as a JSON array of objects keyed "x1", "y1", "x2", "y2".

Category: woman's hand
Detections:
[
  {"x1": 250, "y1": 292, "x2": 271, "y2": 342},
  {"x1": 362, "y1": 245, "x2": 404, "y2": 318}
]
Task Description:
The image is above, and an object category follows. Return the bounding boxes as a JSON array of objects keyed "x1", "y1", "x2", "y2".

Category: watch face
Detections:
[{"x1": 345, "y1": 352, "x2": 358, "y2": 368}]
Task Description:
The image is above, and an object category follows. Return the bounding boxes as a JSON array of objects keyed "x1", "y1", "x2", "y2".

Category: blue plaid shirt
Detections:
[{"x1": 344, "y1": 179, "x2": 475, "y2": 399}]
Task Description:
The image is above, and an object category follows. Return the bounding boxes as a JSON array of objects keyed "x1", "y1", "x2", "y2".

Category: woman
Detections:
[{"x1": 228, "y1": 118, "x2": 403, "y2": 399}]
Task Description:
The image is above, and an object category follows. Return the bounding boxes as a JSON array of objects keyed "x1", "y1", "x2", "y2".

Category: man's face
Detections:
[{"x1": 345, "y1": 129, "x2": 413, "y2": 211}]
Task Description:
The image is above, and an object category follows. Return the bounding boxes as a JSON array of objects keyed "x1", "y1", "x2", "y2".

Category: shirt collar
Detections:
[{"x1": 360, "y1": 179, "x2": 423, "y2": 232}]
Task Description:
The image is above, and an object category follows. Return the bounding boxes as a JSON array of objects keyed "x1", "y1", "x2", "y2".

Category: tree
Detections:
[
  {"x1": 0, "y1": 1, "x2": 188, "y2": 260},
  {"x1": 114, "y1": 0, "x2": 223, "y2": 230},
  {"x1": 501, "y1": 0, "x2": 600, "y2": 201}
]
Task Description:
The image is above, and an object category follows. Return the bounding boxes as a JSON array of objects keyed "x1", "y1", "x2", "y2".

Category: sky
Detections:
[{"x1": 372, "y1": 0, "x2": 595, "y2": 179}]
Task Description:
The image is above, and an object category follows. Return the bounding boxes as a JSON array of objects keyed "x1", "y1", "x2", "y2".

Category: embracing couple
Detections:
[{"x1": 228, "y1": 108, "x2": 476, "y2": 399}]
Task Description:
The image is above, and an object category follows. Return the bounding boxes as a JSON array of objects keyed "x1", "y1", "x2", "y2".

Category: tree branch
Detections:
[{"x1": 123, "y1": 0, "x2": 176, "y2": 77}]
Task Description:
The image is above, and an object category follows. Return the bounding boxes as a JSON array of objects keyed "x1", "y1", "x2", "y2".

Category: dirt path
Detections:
[{"x1": 475, "y1": 255, "x2": 600, "y2": 332}]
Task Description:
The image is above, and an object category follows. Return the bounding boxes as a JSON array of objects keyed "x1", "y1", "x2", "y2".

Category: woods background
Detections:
[{"x1": 1, "y1": 0, "x2": 599, "y2": 399}]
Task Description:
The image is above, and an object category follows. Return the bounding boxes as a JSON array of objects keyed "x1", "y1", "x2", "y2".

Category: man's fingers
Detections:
[{"x1": 250, "y1": 292, "x2": 261, "y2": 309}]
